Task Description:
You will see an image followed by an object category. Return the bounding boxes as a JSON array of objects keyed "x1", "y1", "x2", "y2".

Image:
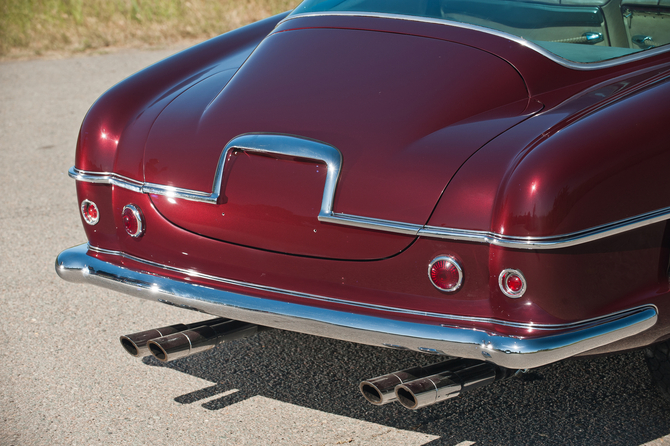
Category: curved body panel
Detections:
[
  {"x1": 59, "y1": 6, "x2": 670, "y2": 372},
  {"x1": 144, "y1": 26, "x2": 529, "y2": 259}
]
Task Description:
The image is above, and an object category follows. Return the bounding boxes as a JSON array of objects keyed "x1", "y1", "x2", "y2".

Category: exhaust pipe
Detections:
[
  {"x1": 359, "y1": 358, "x2": 480, "y2": 405},
  {"x1": 119, "y1": 317, "x2": 230, "y2": 357},
  {"x1": 395, "y1": 362, "x2": 511, "y2": 410},
  {"x1": 148, "y1": 319, "x2": 259, "y2": 362}
]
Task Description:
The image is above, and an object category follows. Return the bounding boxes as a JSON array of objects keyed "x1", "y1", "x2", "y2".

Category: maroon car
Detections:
[{"x1": 56, "y1": 0, "x2": 670, "y2": 409}]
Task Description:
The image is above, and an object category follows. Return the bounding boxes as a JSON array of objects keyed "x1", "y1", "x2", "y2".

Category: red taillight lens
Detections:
[
  {"x1": 498, "y1": 269, "x2": 526, "y2": 298},
  {"x1": 122, "y1": 204, "x2": 144, "y2": 238},
  {"x1": 80, "y1": 200, "x2": 99, "y2": 225},
  {"x1": 428, "y1": 256, "x2": 463, "y2": 292},
  {"x1": 506, "y1": 275, "x2": 523, "y2": 292}
]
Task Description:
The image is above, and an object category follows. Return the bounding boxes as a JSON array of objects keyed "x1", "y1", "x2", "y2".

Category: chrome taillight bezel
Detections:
[
  {"x1": 80, "y1": 199, "x2": 99, "y2": 225},
  {"x1": 428, "y1": 255, "x2": 464, "y2": 292},
  {"x1": 498, "y1": 269, "x2": 527, "y2": 298},
  {"x1": 122, "y1": 204, "x2": 144, "y2": 238}
]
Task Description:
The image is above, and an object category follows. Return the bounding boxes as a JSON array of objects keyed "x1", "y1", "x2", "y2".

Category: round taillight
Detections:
[
  {"x1": 499, "y1": 269, "x2": 527, "y2": 298},
  {"x1": 122, "y1": 204, "x2": 144, "y2": 238},
  {"x1": 428, "y1": 256, "x2": 463, "y2": 292},
  {"x1": 81, "y1": 200, "x2": 99, "y2": 225}
]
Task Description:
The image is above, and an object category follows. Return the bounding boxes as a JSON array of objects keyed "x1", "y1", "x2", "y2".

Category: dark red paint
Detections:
[
  {"x1": 144, "y1": 27, "x2": 529, "y2": 258},
  {"x1": 73, "y1": 13, "x2": 670, "y2": 354}
]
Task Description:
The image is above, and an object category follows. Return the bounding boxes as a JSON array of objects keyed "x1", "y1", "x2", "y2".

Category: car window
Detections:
[{"x1": 290, "y1": 0, "x2": 670, "y2": 64}]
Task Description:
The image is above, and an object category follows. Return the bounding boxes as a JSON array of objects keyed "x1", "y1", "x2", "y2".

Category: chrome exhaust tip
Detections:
[
  {"x1": 147, "y1": 320, "x2": 260, "y2": 362},
  {"x1": 361, "y1": 359, "x2": 513, "y2": 409},
  {"x1": 359, "y1": 378, "x2": 396, "y2": 406},
  {"x1": 119, "y1": 317, "x2": 230, "y2": 357},
  {"x1": 395, "y1": 362, "x2": 502, "y2": 410},
  {"x1": 359, "y1": 358, "x2": 477, "y2": 405}
]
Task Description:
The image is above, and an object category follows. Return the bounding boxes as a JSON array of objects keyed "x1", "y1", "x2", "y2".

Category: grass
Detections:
[{"x1": 0, "y1": 0, "x2": 297, "y2": 58}]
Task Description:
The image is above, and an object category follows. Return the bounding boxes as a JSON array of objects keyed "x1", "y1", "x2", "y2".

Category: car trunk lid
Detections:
[{"x1": 144, "y1": 27, "x2": 532, "y2": 260}]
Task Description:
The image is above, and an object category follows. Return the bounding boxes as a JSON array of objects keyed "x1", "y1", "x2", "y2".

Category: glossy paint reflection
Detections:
[{"x1": 55, "y1": 243, "x2": 659, "y2": 370}]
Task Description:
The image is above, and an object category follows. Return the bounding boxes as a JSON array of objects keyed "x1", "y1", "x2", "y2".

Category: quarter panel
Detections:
[{"x1": 494, "y1": 77, "x2": 670, "y2": 239}]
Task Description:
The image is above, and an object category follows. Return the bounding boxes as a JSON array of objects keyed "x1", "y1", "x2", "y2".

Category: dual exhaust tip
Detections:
[
  {"x1": 120, "y1": 317, "x2": 261, "y2": 362},
  {"x1": 122, "y1": 318, "x2": 506, "y2": 409},
  {"x1": 360, "y1": 358, "x2": 512, "y2": 410}
]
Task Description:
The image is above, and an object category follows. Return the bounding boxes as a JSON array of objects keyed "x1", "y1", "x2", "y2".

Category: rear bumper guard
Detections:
[{"x1": 55, "y1": 243, "x2": 657, "y2": 369}]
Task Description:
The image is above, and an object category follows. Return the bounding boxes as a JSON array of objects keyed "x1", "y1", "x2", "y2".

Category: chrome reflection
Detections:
[
  {"x1": 428, "y1": 255, "x2": 463, "y2": 292},
  {"x1": 394, "y1": 361, "x2": 504, "y2": 410},
  {"x1": 83, "y1": 245, "x2": 635, "y2": 333},
  {"x1": 360, "y1": 358, "x2": 475, "y2": 405},
  {"x1": 121, "y1": 204, "x2": 145, "y2": 238},
  {"x1": 419, "y1": 205, "x2": 670, "y2": 249},
  {"x1": 72, "y1": 133, "x2": 343, "y2": 211},
  {"x1": 69, "y1": 134, "x2": 670, "y2": 250},
  {"x1": 147, "y1": 319, "x2": 259, "y2": 362},
  {"x1": 120, "y1": 317, "x2": 229, "y2": 357},
  {"x1": 55, "y1": 244, "x2": 658, "y2": 370},
  {"x1": 80, "y1": 199, "x2": 99, "y2": 225},
  {"x1": 69, "y1": 167, "x2": 143, "y2": 192},
  {"x1": 498, "y1": 269, "x2": 527, "y2": 299}
]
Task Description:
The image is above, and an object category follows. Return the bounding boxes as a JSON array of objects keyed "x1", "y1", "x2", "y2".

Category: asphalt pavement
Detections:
[{"x1": 1, "y1": 45, "x2": 670, "y2": 446}]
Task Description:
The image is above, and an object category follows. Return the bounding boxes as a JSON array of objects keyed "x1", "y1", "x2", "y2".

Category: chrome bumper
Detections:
[{"x1": 55, "y1": 243, "x2": 657, "y2": 369}]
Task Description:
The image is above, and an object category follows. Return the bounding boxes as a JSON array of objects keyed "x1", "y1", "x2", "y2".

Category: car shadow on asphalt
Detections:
[{"x1": 142, "y1": 328, "x2": 670, "y2": 446}]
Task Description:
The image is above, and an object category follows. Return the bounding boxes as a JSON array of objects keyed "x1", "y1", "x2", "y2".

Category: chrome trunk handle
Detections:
[{"x1": 212, "y1": 133, "x2": 343, "y2": 219}]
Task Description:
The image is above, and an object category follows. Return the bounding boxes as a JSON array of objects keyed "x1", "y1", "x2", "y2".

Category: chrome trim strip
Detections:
[
  {"x1": 319, "y1": 213, "x2": 423, "y2": 236},
  {"x1": 70, "y1": 146, "x2": 670, "y2": 251},
  {"x1": 68, "y1": 166, "x2": 144, "y2": 193},
  {"x1": 85, "y1": 244, "x2": 540, "y2": 329},
  {"x1": 280, "y1": 12, "x2": 670, "y2": 70},
  {"x1": 56, "y1": 243, "x2": 657, "y2": 369},
  {"x1": 72, "y1": 134, "x2": 345, "y2": 210},
  {"x1": 82, "y1": 244, "x2": 652, "y2": 331},
  {"x1": 420, "y1": 205, "x2": 670, "y2": 249},
  {"x1": 141, "y1": 182, "x2": 212, "y2": 202}
]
